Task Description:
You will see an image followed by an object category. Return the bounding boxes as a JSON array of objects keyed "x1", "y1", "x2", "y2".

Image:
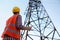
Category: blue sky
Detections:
[{"x1": 0, "y1": 0, "x2": 60, "y2": 40}]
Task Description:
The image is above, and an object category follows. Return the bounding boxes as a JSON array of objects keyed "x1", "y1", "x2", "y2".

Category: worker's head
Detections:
[{"x1": 12, "y1": 6, "x2": 20, "y2": 14}]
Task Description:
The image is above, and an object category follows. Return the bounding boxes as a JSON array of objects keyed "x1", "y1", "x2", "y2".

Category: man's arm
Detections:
[{"x1": 16, "y1": 15, "x2": 31, "y2": 30}]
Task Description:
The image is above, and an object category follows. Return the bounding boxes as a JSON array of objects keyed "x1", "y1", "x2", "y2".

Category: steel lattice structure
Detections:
[{"x1": 21, "y1": 0, "x2": 60, "y2": 40}]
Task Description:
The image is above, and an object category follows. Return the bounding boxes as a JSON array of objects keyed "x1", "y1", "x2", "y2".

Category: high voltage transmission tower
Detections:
[{"x1": 21, "y1": 0, "x2": 60, "y2": 40}]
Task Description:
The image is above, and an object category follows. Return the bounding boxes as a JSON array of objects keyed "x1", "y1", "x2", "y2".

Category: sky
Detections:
[{"x1": 0, "y1": 0, "x2": 60, "y2": 40}]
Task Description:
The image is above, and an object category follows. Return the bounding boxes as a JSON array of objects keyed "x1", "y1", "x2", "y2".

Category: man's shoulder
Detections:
[
  {"x1": 18, "y1": 15, "x2": 22, "y2": 17},
  {"x1": 17, "y1": 15, "x2": 22, "y2": 19}
]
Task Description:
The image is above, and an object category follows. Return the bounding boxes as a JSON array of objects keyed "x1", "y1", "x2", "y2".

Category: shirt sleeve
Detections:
[{"x1": 16, "y1": 15, "x2": 22, "y2": 29}]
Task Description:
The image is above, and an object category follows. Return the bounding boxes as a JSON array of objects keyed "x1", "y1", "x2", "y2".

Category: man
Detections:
[{"x1": 1, "y1": 6, "x2": 31, "y2": 40}]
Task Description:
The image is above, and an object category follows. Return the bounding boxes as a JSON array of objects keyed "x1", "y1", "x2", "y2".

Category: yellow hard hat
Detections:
[{"x1": 12, "y1": 7, "x2": 20, "y2": 12}]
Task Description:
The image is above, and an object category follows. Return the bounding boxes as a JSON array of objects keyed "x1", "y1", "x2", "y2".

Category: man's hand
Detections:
[{"x1": 21, "y1": 25, "x2": 32, "y2": 30}]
